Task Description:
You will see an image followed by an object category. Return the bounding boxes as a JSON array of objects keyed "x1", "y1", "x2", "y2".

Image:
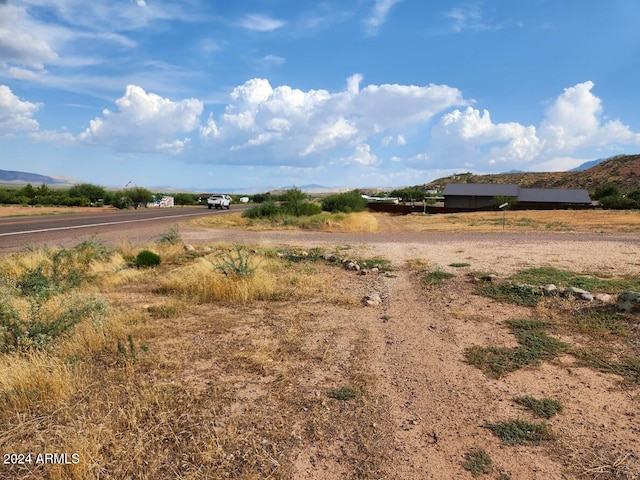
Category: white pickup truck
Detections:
[{"x1": 207, "y1": 194, "x2": 232, "y2": 209}]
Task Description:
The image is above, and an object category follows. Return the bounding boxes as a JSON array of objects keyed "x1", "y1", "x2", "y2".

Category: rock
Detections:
[
  {"x1": 594, "y1": 293, "x2": 613, "y2": 303},
  {"x1": 345, "y1": 261, "x2": 360, "y2": 271},
  {"x1": 569, "y1": 287, "x2": 589, "y2": 295},
  {"x1": 183, "y1": 244, "x2": 195, "y2": 252},
  {"x1": 542, "y1": 284, "x2": 558, "y2": 295},
  {"x1": 580, "y1": 292, "x2": 594, "y2": 301},
  {"x1": 617, "y1": 291, "x2": 640, "y2": 312},
  {"x1": 370, "y1": 267, "x2": 380, "y2": 274},
  {"x1": 323, "y1": 253, "x2": 338, "y2": 262},
  {"x1": 364, "y1": 294, "x2": 382, "y2": 307},
  {"x1": 481, "y1": 274, "x2": 498, "y2": 282}
]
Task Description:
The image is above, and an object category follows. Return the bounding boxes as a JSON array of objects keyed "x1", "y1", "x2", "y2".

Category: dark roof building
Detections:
[
  {"x1": 443, "y1": 183, "x2": 519, "y2": 209},
  {"x1": 442, "y1": 183, "x2": 591, "y2": 209},
  {"x1": 516, "y1": 188, "x2": 591, "y2": 204}
]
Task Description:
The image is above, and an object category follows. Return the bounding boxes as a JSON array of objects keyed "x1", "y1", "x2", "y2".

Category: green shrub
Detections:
[
  {"x1": 0, "y1": 296, "x2": 108, "y2": 352},
  {"x1": 321, "y1": 191, "x2": 368, "y2": 213},
  {"x1": 291, "y1": 201, "x2": 322, "y2": 216},
  {"x1": 242, "y1": 200, "x2": 282, "y2": 219},
  {"x1": 135, "y1": 250, "x2": 161, "y2": 268}
]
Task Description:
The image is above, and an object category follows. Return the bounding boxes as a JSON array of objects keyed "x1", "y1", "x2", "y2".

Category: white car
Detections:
[{"x1": 207, "y1": 194, "x2": 232, "y2": 209}]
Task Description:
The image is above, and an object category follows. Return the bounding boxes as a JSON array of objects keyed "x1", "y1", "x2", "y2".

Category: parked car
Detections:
[{"x1": 207, "y1": 194, "x2": 232, "y2": 209}]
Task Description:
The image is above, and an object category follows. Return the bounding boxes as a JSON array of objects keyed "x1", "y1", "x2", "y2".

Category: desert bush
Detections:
[
  {"x1": 0, "y1": 295, "x2": 108, "y2": 353},
  {"x1": 135, "y1": 250, "x2": 161, "y2": 268},
  {"x1": 242, "y1": 200, "x2": 282, "y2": 219},
  {"x1": 215, "y1": 244, "x2": 258, "y2": 278},
  {"x1": 157, "y1": 226, "x2": 182, "y2": 245},
  {"x1": 321, "y1": 191, "x2": 368, "y2": 213},
  {"x1": 11, "y1": 239, "x2": 112, "y2": 298}
]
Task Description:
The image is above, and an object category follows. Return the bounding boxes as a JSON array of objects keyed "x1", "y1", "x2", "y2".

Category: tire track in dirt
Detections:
[{"x1": 367, "y1": 266, "x2": 570, "y2": 479}]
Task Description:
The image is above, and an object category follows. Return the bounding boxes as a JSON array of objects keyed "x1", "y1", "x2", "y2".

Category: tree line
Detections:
[{"x1": 0, "y1": 183, "x2": 202, "y2": 209}]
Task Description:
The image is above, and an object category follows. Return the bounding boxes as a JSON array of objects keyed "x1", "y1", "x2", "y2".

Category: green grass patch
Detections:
[
  {"x1": 514, "y1": 396, "x2": 563, "y2": 419},
  {"x1": 420, "y1": 269, "x2": 454, "y2": 285},
  {"x1": 568, "y1": 307, "x2": 631, "y2": 336},
  {"x1": 327, "y1": 387, "x2": 357, "y2": 401},
  {"x1": 476, "y1": 283, "x2": 542, "y2": 307},
  {"x1": 449, "y1": 262, "x2": 471, "y2": 268},
  {"x1": 509, "y1": 267, "x2": 640, "y2": 293},
  {"x1": 462, "y1": 449, "x2": 493, "y2": 476},
  {"x1": 465, "y1": 319, "x2": 566, "y2": 378},
  {"x1": 483, "y1": 419, "x2": 554, "y2": 446}
]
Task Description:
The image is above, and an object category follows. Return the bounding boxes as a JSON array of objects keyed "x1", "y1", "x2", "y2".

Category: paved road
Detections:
[{"x1": 0, "y1": 206, "x2": 245, "y2": 254}]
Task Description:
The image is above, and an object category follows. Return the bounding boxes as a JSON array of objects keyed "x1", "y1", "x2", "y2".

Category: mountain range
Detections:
[
  {"x1": 2, "y1": 154, "x2": 639, "y2": 192},
  {"x1": 426, "y1": 154, "x2": 640, "y2": 192}
]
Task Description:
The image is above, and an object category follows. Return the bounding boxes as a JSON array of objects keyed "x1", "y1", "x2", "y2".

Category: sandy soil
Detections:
[{"x1": 172, "y1": 216, "x2": 640, "y2": 479}]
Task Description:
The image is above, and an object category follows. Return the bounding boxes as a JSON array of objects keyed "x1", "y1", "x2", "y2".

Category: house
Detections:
[
  {"x1": 443, "y1": 183, "x2": 520, "y2": 209},
  {"x1": 443, "y1": 183, "x2": 591, "y2": 209}
]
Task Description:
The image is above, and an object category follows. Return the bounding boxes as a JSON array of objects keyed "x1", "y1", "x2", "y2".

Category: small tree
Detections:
[
  {"x1": 280, "y1": 187, "x2": 308, "y2": 216},
  {"x1": 69, "y1": 183, "x2": 106, "y2": 204},
  {"x1": 126, "y1": 187, "x2": 154, "y2": 208}
]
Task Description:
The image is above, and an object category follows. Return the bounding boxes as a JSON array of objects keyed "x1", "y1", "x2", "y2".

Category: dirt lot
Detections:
[
  {"x1": 174, "y1": 214, "x2": 640, "y2": 479},
  {"x1": 1, "y1": 208, "x2": 639, "y2": 479}
]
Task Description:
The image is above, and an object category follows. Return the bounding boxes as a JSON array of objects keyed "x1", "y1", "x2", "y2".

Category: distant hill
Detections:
[
  {"x1": 569, "y1": 158, "x2": 605, "y2": 172},
  {"x1": 0, "y1": 169, "x2": 78, "y2": 186},
  {"x1": 426, "y1": 154, "x2": 640, "y2": 192}
]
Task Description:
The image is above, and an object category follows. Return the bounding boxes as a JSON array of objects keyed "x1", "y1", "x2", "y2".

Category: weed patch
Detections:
[
  {"x1": 462, "y1": 449, "x2": 493, "y2": 476},
  {"x1": 465, "y1": 319, "x2": 566, "y2": 378},
  {"x1": 420, "y1": 268, "x2": 454, "y2": 285},
  {"x1": 477, "y1": 282, "x2": 542, "y2": 307},
  {"x1": 483, "y1": 419, "x2": 554, "y2": 446},
  {"x1": 215, "y1": 244, "x2": 258, "y2": 278},
  {"x1": 449, "y1": 262, "x2": 470, "y2": 268},
  {"x1": 156, "y1": 226, "x2": 182, "y2": 245},
  {"x1": 328, "y1": 387, "x2": 357, "y2": 401},
  {"x1": 509, "y1": 267, "x2": 640, "y2": 293},
  {"x1": 514, "y1": 396, "x2": 563, "y2": 419},
  {"x1": 571, "y1": 347, "x2": 640, "y2": 383}
]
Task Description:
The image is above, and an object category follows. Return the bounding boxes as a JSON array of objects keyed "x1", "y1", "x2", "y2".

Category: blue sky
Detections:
[{"x1": 1, "y1": 0, "x2": 640, "y2": 192}]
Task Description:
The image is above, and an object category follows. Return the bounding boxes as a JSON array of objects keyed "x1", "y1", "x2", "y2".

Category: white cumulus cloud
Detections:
[
  {"x1": 200, "y1": 75, "x2": 466, "y2": 167},
  {"x1": 0, "y1": 84, "x2": 40, "y2": 134},
  {"x1": 78, "y1": 85, "x2": 203, "y2": 154},
  {"x1": 428, "y1": 81, "x2": 640, "y2": 172}
]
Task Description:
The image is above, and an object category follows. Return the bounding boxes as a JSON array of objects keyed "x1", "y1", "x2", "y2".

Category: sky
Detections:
[{"x1": 1, "y1": 0, "x2": 640, "y2": 192}]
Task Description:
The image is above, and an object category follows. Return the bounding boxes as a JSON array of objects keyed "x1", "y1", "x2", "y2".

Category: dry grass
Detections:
[
  {"x1": 0, "y1": 240, "x2": 391, "y2": 479},
  {"x1": 390, "y1": 209, "x2": 640, "y2": 233},
  {"x1": 187, "y1": 210, "x2": 380, "y2": 233}
]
